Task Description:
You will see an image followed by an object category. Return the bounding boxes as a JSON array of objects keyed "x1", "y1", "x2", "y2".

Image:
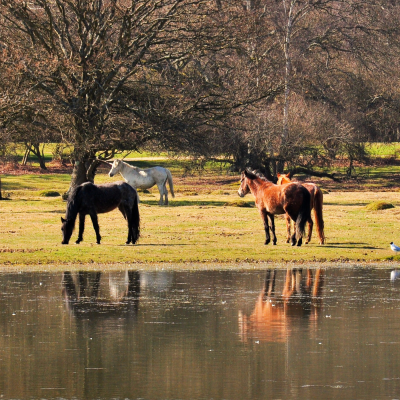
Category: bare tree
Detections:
[{"x1": 0, "y1": 0, "x2": 237, "y2": 189}]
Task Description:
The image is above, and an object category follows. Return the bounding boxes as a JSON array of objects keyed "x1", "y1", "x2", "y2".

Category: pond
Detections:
[{"x1": 1, "y1": 267, "x2": 400, "y2": 399}]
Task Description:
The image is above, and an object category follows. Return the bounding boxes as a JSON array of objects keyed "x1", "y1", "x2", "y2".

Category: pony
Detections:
[
  {"x1": 108, "y1": 159, "x2": 175, "y2": 205},
  {"x1": 61, "y1": 181, "x2": 140, "y2": 245},
  {"x1": 238, "y1": 169, "x2": 311, "y2": 246},
  {"x1": 277, "y1": 172, "x2": 325, "y2": 244}
]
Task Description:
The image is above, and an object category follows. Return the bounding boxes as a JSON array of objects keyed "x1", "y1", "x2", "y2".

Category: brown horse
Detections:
[
  {"x1": 277, "y1": 172, "x2": 325, "y2": 244},
  {"x1": 238, "y1": 170, "x2": 311, "y2": 246}
]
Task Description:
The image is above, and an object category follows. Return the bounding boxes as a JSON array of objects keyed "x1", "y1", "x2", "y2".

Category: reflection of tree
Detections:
[
  {"x1": 62, "y1": 271, "x2": 140, "y2": 318},
  {"x1": 239, "y1": 268, "x2": 324, "y2": 342}
]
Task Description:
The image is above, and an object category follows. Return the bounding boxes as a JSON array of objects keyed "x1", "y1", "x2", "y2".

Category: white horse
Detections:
[{"x1": 108, "y1": 159, "x2": 175, "y2": 205}]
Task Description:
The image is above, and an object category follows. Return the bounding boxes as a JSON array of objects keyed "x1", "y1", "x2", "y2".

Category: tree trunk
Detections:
[
  {"x1": 31, "y1": 143, "x2": 47, "y2": 170},
  {"x1": 22, "y1": 146, "x2": 30, "y2": 165},
  {"x1": 282, "y1": 1, "x2": 293, "y2": 146},
  {"x1": 65, "y1": 160, "x2": 89, "y2": 198}
]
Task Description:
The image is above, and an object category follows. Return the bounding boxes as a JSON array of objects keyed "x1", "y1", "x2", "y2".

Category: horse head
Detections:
[
  {"x1": 277, "y1": 172, "x2": 292, "y2": 185},
  {"x1": 61, "y1": 217, "x2": 74, "y2": 244},
  {"x1": 109, "y1": 159, "x2": 122, "y2": 177},
  {"x1": 238, "y1": 170, "x2": 252, "y2": 197}
]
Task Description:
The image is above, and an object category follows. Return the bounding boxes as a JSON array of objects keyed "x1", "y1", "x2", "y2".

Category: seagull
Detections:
[{"x1": 390, "y1": 242, "x2": 400, "y2": 252}]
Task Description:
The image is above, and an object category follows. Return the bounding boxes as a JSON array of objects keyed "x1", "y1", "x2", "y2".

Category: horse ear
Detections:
[
  {"x1": 61, "y1": 217, "x2": 66, "y2": 223},
  {"x1": 287, "y1": 171, "x2": 292, "y2": 178},
  {"x1": 277, "y1": 173, "x2": 281, "y2": 178}
]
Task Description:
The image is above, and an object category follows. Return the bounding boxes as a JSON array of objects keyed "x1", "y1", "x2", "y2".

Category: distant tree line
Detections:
[{"x1": 0, "y1": 0, "x2": 399, "y2": 188}]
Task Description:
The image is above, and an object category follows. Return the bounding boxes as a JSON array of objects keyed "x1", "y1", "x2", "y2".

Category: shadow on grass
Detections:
[
  {"x1": 140, "y1": 200, "x2": 255, "y2": 207},
  {"x1": 323, "y1": 243, "x2": 380, "y2": 249}
]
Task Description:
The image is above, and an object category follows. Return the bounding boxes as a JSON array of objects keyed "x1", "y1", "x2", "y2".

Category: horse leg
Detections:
[
  {"x1": 305, "y1": 215, "x2": 313, "y2": 244},
  {"x1": 157, "y1": 184, "x2": 164, "y2": 205},
  {"x1": 259, "y1": 208, "x2": 271, "y2": 245},
  {"x1": 76, "y1": 212, "x2": 85, "y2": 244},
  {"x1": 285, "y1": 214, "x2": 291, "y2": 243},
  {"x1": 268, "y1": 213, "x2": 277, "y2": 245},
  {"x1": 89, "y1": 212, "x2": 101, "y2": 244},
  {"x1": 290, "y1": 229, "x2": 298, "y2": 246},
  {"x1": 163, "y1": 181, "x2": 169, "y2": 206},
  {"x1": 118, "y1": 205, "x2": 132, "y2": 244}
]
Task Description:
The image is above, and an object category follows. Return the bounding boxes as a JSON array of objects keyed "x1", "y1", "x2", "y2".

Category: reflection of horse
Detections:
[
  {"x1": 238, "y1": 268, "x2": 324, "y2": 342},
  {"x1": 277, "y1": 173, "x2": 325, "y2": 245},
  {"x1": 108, "y1": 159, "x2": 175, "y2": 205},
  {"x1": 61, "y1": 181, "x2": 140, "y2": 245},
  {"x1": 238, "y1": 170, "x2": 311, "y2": 246},
  {"x1": 62, "y1": 271, "x2": 141, "y2": 317}
]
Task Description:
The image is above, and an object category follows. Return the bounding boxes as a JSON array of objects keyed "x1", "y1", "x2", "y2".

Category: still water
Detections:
[{"x1": 1, "y1": 267, "x2": 400, "y2": 399}]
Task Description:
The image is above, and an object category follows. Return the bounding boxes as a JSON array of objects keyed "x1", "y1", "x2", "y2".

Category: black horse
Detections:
[{"x1": 61, "y1": 181, "x2": 140, "y2": 245}]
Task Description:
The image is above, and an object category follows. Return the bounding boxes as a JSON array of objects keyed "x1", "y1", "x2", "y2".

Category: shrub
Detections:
[
  {"x1": 365, "y1": 201, "x2": 395, "y2": 211},
  {"x1": 39, "y1": 190, "x2": 61, "y2": 197}
]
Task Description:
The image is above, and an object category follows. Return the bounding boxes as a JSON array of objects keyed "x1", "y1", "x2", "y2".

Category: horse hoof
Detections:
[
  {"x1": 264, "y1": 240, "x2": 270, "y2": 245},
  {"x1": 286, "y1": 239, "x2": 290, "y2": 243}
]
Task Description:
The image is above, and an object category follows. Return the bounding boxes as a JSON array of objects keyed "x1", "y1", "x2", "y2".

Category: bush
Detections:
[
  {"x1": 39, "y1": 190, "x2": 61, "y2": 197},
  {"x1": 365, "y1": 201, "x2": 394, "y2": 211}
]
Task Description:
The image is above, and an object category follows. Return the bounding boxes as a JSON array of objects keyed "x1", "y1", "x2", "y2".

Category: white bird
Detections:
[{"x1": 390, "y1": 242, "x2": 400, "y2": 252}]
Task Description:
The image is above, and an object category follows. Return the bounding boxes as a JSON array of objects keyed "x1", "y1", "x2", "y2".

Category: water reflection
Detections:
[
  {"x1": 239, "y1": 268, "x2": 324, "y2": 342},
  {"x1": 62, "y1": 271, "x2": 141, "y2": 317},
  {"x1": 1, "y1": 267, "x2": 400, "y2": 400},
  {"x1": 390, "y1": 269, "x2": 400, "y2": 282}
]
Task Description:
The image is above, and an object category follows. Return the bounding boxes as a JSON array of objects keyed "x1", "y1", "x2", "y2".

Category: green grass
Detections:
[
  {"x1": 2, "y1": 148, "x2": 400, "y2": 268},
  {"x1": 1, "y1": 169, "x2": 400, "y2": 267},
  {"x1": 366, "y1": 142, "x2": 400, "y2": 158}
]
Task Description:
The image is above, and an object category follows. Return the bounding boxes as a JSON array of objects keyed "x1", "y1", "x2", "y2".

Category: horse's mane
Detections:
[
  {"x1": 120, "y1": 160, "x2": 138, "y2": 170},
  {"x1": 65, "y1": 184, "x2": 84, "y2": 220},
  {"x1": 246, "y1": 169, "x2": 271, "y2": 182}
]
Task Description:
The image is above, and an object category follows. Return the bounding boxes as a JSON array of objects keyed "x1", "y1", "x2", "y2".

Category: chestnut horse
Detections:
[
  {"x1": 238, "y1": 170, "x2": 311, "y2": 246},
  {"x1": 277, "y1": 173, "x2": 325, "y2": 244}
]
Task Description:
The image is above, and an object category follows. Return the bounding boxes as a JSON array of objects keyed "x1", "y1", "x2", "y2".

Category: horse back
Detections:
[
  {"x1": 280, "y1": 182, "x2": 309, "y2": 212},
  {"x1": 257, "y1": 183, "x2": 286, "y2": 214},
  {"x1": 80, "y1": 181, "x2": 133, "y2": 214}
]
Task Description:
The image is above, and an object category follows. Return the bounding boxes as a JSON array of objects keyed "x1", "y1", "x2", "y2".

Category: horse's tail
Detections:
[
  {"x1": 313, "y1": 188, "x2": 325, "y2": 244},
  {"x1": 131, "y1": 190, "x2": 141, "y2": 244},
  {"x1": 296, "y1": 187, "x2": 311, "y2": 241},
  {"x1": 166, "y1": 168, "x2": 175, "y2": 198}
]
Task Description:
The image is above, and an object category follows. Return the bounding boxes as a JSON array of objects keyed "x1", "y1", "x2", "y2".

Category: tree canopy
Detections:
[{"x1": 1, "y1": 0, "x2": 400, "y2": 184}]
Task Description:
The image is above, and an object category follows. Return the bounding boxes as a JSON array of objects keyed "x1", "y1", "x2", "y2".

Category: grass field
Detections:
[{"x1": 1, "y1": 153, "x2": 400, "y2": 269}]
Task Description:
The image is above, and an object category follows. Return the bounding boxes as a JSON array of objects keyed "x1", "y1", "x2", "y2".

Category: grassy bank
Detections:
[{"x1": 1, "y1": 160, "x2": 400, "y2": 267}]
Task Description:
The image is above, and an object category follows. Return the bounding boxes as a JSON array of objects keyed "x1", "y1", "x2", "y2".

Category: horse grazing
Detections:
[
  {"x1": 238, "y1": 170, "x2": 311, "y2": 246},
  {"x1": 61, "y1": 181, "x2": 140, "y2": 245},
  {"x1": 108, "y1": 159, "x2": 175, "y2": 205},
  {"x1": 277, "y1": 172, "x2": 325, "y2": 244}
]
